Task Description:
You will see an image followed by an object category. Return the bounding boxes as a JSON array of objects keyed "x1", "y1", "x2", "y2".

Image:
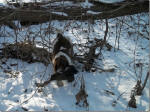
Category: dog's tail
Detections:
[
  {"x1": 57, "y1": 33, "x2": 64, "y2": 39},
  {"x1": 57, "y1": 33, "x2": 71, "y2": 43}
]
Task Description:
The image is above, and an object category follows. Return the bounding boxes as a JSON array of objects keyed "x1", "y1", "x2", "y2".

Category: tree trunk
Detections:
[{"x1": 0, "y1": 0, "x2": 148, "y2": 25}]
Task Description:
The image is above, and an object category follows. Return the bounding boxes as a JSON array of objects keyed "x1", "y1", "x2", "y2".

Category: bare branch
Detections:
[{"x1": 141, "y1": 72, "x2": 149, "y2": 91}]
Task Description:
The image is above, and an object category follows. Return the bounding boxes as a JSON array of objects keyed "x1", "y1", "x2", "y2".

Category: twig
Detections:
[
  {"x1": 141, "y1": 72, "x2": 149, "y2": 92},
  {"x1": 104, "y1": 19, "x2": 108, "y2": 43}
]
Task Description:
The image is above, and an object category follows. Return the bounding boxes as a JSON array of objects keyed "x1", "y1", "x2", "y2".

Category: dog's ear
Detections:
[
  {"x1": 50, "y1": 72, "x2": 62, "y2": 81},
  {"x1": 65, "y1": 65, "x2": 78, "y2": 75}
]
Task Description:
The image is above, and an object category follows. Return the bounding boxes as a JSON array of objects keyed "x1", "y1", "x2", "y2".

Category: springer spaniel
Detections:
[{"x1": 51, "y1": 33, "x2": 78, "y2": 83}]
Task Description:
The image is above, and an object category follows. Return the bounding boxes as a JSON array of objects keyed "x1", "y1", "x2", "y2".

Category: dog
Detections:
[{"x1": 51, "y1": 33, "x2": 78, "y2": 84}]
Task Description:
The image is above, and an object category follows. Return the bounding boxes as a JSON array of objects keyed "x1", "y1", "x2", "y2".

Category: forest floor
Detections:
[{"x1": 0, "y1": 1, "x2": 149, "y2": 111}]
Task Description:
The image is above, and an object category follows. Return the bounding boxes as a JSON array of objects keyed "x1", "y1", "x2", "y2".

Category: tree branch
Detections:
[{"x1": 141, "y1": 72, "x2": 149, "y2": 92}]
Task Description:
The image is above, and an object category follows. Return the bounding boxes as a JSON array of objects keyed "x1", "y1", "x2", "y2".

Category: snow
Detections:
[
  {"x1": 51, "y1": 12, "x2": 68, "y2": 17},
  {"x1": 0, "y1": 10, "x2": 149, "y2": 111},
  {"x1": 87, "y1": 10, "x2": 102, "y2": 15},
  {"x1": 80, "y1": 0, "x2": 94, "y2": 8},
  {"x1": 49, "y1": 1, "x2": 76, "y2": 7},
  {"x1": 0, "y1": 0, "x2": 8, "y2": 7},
  {"x1": 98, "y1": 0, "x2": 125, "y2": 3}
]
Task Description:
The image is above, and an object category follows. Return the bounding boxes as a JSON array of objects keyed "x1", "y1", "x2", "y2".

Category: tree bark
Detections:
[{"x1": 0, "y1": 0, "x2": 149, "y2": 24}]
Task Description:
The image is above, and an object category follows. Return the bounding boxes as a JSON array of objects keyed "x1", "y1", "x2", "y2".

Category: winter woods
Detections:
[{"x1": 0, "y1": 0, "x2": 149, "y2": 111}]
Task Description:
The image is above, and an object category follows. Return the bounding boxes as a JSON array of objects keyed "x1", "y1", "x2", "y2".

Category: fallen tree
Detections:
[{"x1": 0, "y1": 0, "x2": 148, "y2": 27}]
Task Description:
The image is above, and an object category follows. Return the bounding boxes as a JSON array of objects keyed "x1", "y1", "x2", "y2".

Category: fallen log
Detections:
[
  {"x1": 0, "y1": 0, "x2": 148, "y2": 25},
  {"x1": 0, "y1": 42, "x2": 52, "y2": 65}
]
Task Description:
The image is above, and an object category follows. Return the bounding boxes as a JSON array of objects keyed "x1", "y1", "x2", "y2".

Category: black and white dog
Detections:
[{"x1": 51, "y1": 33, "x2": 78, "y2": 83}]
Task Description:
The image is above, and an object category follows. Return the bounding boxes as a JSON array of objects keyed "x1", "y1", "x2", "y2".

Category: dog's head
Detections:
[{"x1": 53, "y1": 33, "x2": 73, "y2": 57}]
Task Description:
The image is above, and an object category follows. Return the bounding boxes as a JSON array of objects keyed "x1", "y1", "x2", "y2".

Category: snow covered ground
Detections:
[{"x1": 0, "y1": 9, "x2": 149, "y2": 112}]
